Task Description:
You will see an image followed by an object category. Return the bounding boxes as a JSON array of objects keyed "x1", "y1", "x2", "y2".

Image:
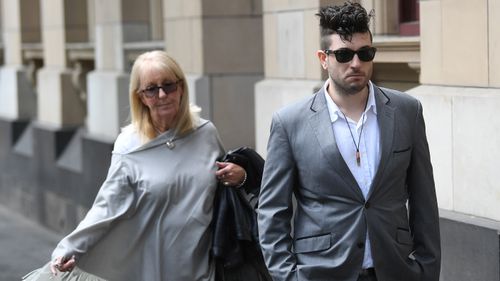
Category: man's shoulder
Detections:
[
  {"x1": 275, "y1": 93, "x2": 318, "y2": 119},
  {"x1": 376, "y1": 85, "x2": 420, "y2": 108}
]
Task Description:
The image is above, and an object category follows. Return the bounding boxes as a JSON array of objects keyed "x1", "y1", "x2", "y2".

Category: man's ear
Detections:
[{"x1": 316, "y1": 50, "x2": 328, "y2": 70}]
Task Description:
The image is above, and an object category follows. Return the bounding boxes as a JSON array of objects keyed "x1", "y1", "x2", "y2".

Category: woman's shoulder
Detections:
[
  {"x1": 191, "y1": 118, "x2": 224, "y2": 147},
  {"x1": 193, "y1": 118, "x2": 217, "y2": 134},
  {"x1": 113, "y1": 124, "x2": 142, "y2": 154}
]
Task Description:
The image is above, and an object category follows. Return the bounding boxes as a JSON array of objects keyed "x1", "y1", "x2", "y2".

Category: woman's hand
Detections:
[
  {"x1": 50, "y1": 255, "x2": 76, "y2": 275},
  {"x1": 216, "y1": 162, "x2": 246, "y2": 187}
]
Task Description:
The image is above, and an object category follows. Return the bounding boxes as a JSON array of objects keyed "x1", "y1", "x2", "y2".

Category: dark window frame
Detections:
[{"x1": 399, "y1": 0, "x2": 420, "y2": 36}]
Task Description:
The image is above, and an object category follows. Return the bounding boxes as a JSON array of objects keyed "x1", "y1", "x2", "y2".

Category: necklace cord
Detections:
[{"x1": 339, "y1": 94, "x2": 369, "y2": 165}]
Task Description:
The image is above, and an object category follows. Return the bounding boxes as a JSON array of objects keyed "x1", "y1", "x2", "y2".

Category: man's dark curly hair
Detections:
[{"x1": 316, "y1": 1, "x2": 374, "y2": 49}]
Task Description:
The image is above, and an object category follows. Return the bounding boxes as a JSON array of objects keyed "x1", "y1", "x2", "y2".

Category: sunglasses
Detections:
[
  {"x1": 324, "y1": 47, "x2": 377, "y2": 63},
  {"x1": 139, "y1": 80, "x2": 182, "y2": 98}
]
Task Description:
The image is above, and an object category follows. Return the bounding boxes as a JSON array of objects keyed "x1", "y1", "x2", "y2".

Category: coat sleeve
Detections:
[
  {"x1": 257, "y1": 113, "x2": 298, "y2": 281},
  {"x1": 51, "y1": 154, "x2": 138, "y2": 262},
  {"x1": 407, "y1": 100, "x2": 441, "y2": 281}
]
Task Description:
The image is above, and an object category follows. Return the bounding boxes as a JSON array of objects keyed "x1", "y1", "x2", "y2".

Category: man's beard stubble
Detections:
[{"x1": 330, "y1": 72, "x2": 368, "y2": 96}]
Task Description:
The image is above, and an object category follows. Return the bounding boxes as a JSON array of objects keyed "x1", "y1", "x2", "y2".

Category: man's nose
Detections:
[{"x1": 350, "y1": 54, "x2": 362, "y2": 67}]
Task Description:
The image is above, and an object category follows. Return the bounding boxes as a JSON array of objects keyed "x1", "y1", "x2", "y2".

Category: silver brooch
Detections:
[{"x1": 165, "y1": 140, "x2": 175, "y2": 149}]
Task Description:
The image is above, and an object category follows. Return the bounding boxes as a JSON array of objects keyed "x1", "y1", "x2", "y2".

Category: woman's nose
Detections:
[{"x1": 158, "y1": 87, "x2": 167, "y2": 98}]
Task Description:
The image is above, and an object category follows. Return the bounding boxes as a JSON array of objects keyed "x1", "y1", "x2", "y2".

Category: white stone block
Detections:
[
  {"x1": 420, "y1": 1, "x2": 443, "y2": 85},
  {"x1": 95, "y1": 24, "x2": 125, "y2": 71},
  {"x1": 408, "y1": 85, "x2": 454, "y2": 211},
  {"x1": 452, "y1": 90, "x2": 500, "y2": 221},
  {"x1": 185, "y1": 74, "x2": 210, "y2": 119},
  {"x1": 86, "y1": 71, "x2": 130, "y2": 141},
  {"x1": 164, "y1": 0, "x2": 202, "y2": 18},
  {"x1": 37, "y1": 68, "x2": 86, "y2": 127},
  {"x1": 165, "y1": 18, "x2": 203, "y2": 74},
  {"x1": 211, "y1": 75, "x2": 263, "y2": 149},
  {"x1": 409, "y1": 85, "x2": 500, "y2": 222},
  {"x1": 0, "y1": 66, "x2": 36, "y2": 119},
  {"x1": 202, "y1": 17, "x2": 263, "y2": 74},
  {"x1": 489, "y1": 0, "x2": 500, "y2": 87},
  {"x1": 202, "y1": 0, "x2": 262, "y2": 16},
  {"x1": 277, "y1": 11, "x2": 305, "y2": 78},
  {"x1": 441, "y1": 0, "x2": 488, "y2": 86},
  {"x1": 254, "y1": 79, "x2": 321, "y2": 157}
]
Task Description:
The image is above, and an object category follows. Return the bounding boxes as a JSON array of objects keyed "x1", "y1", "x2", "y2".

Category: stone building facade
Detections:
[{"x1": 0, "y1": 0, "x2": 498, "y2": 280}]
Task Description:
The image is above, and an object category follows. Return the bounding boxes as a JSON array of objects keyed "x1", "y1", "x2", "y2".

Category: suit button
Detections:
[
  {"x1": 357, "y1": 242, "x2": 365, "y2": 248},
  {"x1": 364, "y1": 202, "x2": 370, "y2": 209}
]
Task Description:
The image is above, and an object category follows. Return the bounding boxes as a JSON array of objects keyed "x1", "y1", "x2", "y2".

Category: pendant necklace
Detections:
[
  {"x1": 155, "y1": 126, "x2": 176, "y2": 150},
  {"x1": 165, "y1": 139, "x2": 175, "y2": 149},
  {"x1": 340, "y1": 97, "x2": 368, "y2": 166}
]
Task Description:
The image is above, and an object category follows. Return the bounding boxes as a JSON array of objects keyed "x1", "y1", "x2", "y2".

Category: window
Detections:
[{"x1": 399, "y1": 0, "x2": 419, "y2": 36}]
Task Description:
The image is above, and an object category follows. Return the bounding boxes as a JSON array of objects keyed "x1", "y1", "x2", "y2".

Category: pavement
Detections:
[{"x1": 0, "y1": 205, "x2": 62, "y2": 281}]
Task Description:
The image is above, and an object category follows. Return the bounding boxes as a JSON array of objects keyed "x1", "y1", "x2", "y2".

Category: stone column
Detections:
[
  {"x1": 163, "y1": 0, "x2": 264, "y2": 149},
  {"x1": 31, "y1": 0, "x2": 91, "y2": 232},
  {"x1": 361, "y1": 0, "x2": 399, "y2": 35},
  {"x1": 36, "y1": 0, "x2": 86, "y2": 127},
  {"x1": 0, "y1": 0, "x2": 37, "y2": 120},
  {"x1": 86, "y1": 0, "x2": 129, "y2": 141},
  {"x1": 0, "y1": 0, "x2": 40, "y2": 219},
  {"x1": 409, "y1": 1, "x2": 500, "y2": 279},
  {"x1": 413, "y1": 0, "x2": 500, "y2": 221},
  {"x1": 254, "y1": 1, "x2": 343, "y2": 156}
]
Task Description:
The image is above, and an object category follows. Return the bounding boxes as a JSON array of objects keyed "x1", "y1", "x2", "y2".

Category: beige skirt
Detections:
[{"x1": 22, "y1": 262, "x2": 107, "y2": 281}]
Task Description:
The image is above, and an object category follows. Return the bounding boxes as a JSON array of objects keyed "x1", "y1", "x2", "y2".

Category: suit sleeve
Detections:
[
  {"x1": 407, "y1": 101, "x2": 441, "y2": 281},
  {"x1": 257, "y1": 113, "x2": 298, "y2": 281}
]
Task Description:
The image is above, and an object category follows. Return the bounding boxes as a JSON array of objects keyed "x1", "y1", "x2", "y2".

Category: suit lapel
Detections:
[
  {"x1": 308, "y1": 88, "x2": 364, "y2": 198},
  {"x1": 368, "y1": 86, "x2": 395, "y2": 198}
]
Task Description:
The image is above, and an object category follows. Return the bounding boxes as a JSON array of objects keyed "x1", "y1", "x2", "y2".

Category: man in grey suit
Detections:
[{"x1": 257, "y1": 2, "x2": 441, "y2": 281}]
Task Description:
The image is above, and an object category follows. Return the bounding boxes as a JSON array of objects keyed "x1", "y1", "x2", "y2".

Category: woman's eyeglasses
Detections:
[
  {"x1": 324, "y1": 47, "x2": 377, "y2": 63},
  {"x1": 139, "y1": 80, "x2": 182, "y2": 98}
]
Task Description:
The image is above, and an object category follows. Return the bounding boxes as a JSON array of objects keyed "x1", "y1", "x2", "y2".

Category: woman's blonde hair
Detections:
[{"x1": 129, "y1": 50, "x2": 198, "y2": 143}]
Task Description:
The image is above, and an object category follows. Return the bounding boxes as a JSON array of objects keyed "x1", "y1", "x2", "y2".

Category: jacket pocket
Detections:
[
  {"x1": 396, "y1": 228, "x2": 413, "y2": 245},
  {"x1": 293, "y1": 233, "x2": 333, "y2": 254},
  {"x1": 393, "y1": 146, "x2": 411, "y2": 154}
]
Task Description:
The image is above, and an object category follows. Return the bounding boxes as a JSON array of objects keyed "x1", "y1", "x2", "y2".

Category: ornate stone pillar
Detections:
[
  {"x1": 0, "y1": 0, "x2": 40, "y2": 218},
  {"x1": 30, "y1": 0, "x2": 91, "y2": 232},
  {"x1": 409, "y1": 1, "x2": 500, "y2": 278},
  {"x1": 86, "y1": 0, "x2": 129, "y2": 140},
  {"x1": 36, "y1": 0, "x2": 86, "y2": 127},
  {"x1": 163, "y1": 0, "x2": 264, "y2": 149},
  {"x1": 0, "y1": 0, "x2": 37, "y2": 120},
  {"x1": 414, "y1": 0, "x2": 500, "y2": 218}
]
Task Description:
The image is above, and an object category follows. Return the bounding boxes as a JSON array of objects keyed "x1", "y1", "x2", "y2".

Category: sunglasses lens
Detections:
[
  {"x1": 161, "y1": 83, "x2": 178, "y2": 94},
  {"x1": 357, "y1": 48, "x2": 376, "y2": 62},
  {"x1": 334, "y1": 50, "x2": 355, "y2": 63},
  {"x1": 330, "y1": 47, "x2": 376, "y2": 63},
  {"x1": 143, "y1": 87, "x2": 159, "y2": 98},
  {"x1": 141, "y1": 81, "x2": 181, "y2": 98}
]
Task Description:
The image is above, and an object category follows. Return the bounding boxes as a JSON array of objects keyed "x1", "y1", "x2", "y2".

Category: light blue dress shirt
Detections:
[{"x1": 323, "y1": 81, "x2": 381, "y2": 269}]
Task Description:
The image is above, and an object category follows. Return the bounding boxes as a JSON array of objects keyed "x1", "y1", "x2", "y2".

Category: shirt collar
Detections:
[{"x1": 323, "y1": 80, "x2": 377, "y2": 123}]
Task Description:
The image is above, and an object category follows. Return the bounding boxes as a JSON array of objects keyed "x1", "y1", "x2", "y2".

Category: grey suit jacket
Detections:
[{"x1": 257, "y1": 85, "x2": 440, "y2": 281}]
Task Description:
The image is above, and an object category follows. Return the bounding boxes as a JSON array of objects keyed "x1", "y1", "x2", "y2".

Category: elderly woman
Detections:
[{"x1": 49, "y1": 50, "x2": 246, "y2": 280}]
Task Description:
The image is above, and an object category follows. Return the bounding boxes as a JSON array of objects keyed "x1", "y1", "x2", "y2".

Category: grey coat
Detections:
[
  {"x1": 52, "y1": 119, "x2": 224, "y2": 281},
  {"x1": 257, "y1": 85, "x2": 441, "y2": 281}
]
